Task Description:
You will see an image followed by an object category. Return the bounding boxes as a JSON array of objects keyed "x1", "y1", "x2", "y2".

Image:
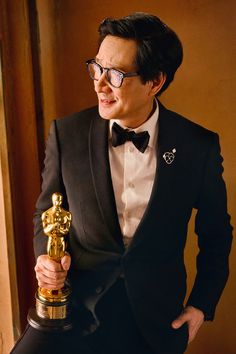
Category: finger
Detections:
[
  {"x1": 35, "y1": 265, "x2": 66, "y2": 282},
  {"x1": 61, "y1": 254, "x2": 71, "y2": 271},
  {"x1": 35, "y1": 260, "x2": 67, "y2": 287},
  {"x1": 35, "y1": 264, "x2": 67, "y2": 281},
  {"x1": 188, "y1": 318, "x2": 204, "y2": 343},
  {"x1": 35, "y1": 255, "x2": 68, "y2": 290},
  {"x1": 172, "y1": 312, "x2": 189, "y2": 329},
  {"x1": 36, "y1": 270, "x2": 66, "y2": 289},
  {"x1": 37, "y1": 255, "x2": 63, "y2": 272},
  {"x1": 37, "y1": 278, "x2": 65, "y2": 290},
  {"x1": 188, "y1": 330, "x2": 196, "y2": 343},
  {"x1": 188, "y1": 324, "x2": 200, "y2": 343}
]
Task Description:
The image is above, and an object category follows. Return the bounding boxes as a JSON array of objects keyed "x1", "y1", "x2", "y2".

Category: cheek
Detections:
[
  {"x1": 114, "y1": 81, "x2": 149, "y2": 107},
  {"x1": 115, "y1": 87, "x2": 134, "y2": 104},
  {"x1": 119, "y1": 91, "x2": 139, "y2": 107}
]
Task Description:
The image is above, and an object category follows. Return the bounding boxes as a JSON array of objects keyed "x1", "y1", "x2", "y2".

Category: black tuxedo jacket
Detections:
[{"x1": 34, "y1": 103, "x2": 232, "y2": 353}]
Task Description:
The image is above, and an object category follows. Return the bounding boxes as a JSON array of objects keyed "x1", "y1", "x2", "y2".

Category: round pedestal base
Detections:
[{"x1": 27, "y1": 307, "x2": 73, "y2": 332}]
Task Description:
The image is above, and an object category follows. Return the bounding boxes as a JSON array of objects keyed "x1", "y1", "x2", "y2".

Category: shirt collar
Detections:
[{"x1": 109, "y1": 99, "x2": 159, "y2": 149}]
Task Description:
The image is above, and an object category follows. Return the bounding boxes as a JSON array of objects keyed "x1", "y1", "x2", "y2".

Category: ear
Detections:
[{"x1": 149, "y1": 72, "x2": 166, "y2": 96}]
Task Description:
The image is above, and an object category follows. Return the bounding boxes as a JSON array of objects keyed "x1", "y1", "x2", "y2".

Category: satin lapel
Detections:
[
  {"x1": 127, "y1": 102, "x2": 180, "y2": 249},
  {"x1": 89, "y1": 114, "x2": 124, "y2": 250},
  {"x1": 156, "y1": 102, "x2": 180, "y2": 199}
]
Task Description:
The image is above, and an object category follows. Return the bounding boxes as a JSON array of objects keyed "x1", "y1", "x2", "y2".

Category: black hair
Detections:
[{"x1": 98, "y1": 12, "x2": 183, "y2": 95}]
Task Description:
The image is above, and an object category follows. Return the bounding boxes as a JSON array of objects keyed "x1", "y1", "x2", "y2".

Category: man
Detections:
[{"x1": 12, "y1": 13, "x2": 232, "y2": 354}]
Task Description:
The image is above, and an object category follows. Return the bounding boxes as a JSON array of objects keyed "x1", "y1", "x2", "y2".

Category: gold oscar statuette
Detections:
[{"x1": 28, "y1": 192, "x2": 73, "y2": 331}]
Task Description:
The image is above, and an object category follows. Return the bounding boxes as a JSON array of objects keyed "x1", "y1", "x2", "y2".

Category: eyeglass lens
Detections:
[{"x1": 88, "y1": 62, "x2": 122, "y2": 87}]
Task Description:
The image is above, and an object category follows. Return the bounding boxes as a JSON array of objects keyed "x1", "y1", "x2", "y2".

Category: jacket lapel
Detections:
[
  {"x1": 89, "y1": 113, "x2": 124, "y2": 251},
  {"x1": 127, "y1": 102, "x2": 181, "y2": 249},
  {"x1": 155, "y1": 102, "x2": 181, "y2": 205}
]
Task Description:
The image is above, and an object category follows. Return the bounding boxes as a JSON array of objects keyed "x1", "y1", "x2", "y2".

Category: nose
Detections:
[{"x1": 94, "y1": 71, "x2": 112, "y2": 93}]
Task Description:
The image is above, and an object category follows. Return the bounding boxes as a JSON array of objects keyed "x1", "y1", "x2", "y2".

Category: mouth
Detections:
[{"x1": 99, "y1": 98, "x2": 116, "y2": 106}]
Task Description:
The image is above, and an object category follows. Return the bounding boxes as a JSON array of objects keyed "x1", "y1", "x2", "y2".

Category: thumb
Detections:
[
  {"x1": 172, "y1": 312, "x2": 187, "y2": 329},
  {"x1": 61, "y1": 253, "x2": 71, "y2": 271}
]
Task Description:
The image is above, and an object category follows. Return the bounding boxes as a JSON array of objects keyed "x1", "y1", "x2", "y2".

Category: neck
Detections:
[{"x1": 121, "y1": 99, "x2": 156, "y2": 129}]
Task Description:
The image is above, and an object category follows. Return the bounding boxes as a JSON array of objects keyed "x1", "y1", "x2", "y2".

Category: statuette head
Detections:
[{"x1": 52, "y1": 192, "x2": 63, "y2": 207}]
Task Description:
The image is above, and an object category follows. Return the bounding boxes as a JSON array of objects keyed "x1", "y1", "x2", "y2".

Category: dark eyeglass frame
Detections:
[{"x1": 86, "y1": 59, "x2": 139, "y2": 88}]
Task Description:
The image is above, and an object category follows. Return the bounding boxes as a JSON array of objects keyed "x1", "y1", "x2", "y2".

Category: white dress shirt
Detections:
[{"x1": 109, "y1": 101, "x2": 159, "y2": 247}]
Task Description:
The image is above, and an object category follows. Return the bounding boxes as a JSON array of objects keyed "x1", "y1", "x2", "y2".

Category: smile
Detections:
[{"x1": 100, "y1": 98, "x2": 116, "y2": 106}]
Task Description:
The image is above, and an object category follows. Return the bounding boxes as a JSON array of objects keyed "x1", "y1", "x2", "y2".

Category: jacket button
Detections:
[{"x1": 95, "y1": 286, "x2": 103, "y2": 294}]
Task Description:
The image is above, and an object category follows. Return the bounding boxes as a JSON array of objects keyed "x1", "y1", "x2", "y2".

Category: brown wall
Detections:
[{"x1": 35, "y1": 1, "x2": 235, "y2": 353}]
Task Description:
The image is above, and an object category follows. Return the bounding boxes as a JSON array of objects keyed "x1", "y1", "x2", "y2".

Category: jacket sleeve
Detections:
[
  {"x1": 33, "y1": 120, "x2": 68, "y2": 259},
  {"x1": 186, "y1": 133, "x2": 233, "y2": 320}
]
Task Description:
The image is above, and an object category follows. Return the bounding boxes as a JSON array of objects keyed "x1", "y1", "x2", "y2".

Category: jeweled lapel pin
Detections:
[{"x1": 163, "y1": 148, "x2": 176, "y2": 164}]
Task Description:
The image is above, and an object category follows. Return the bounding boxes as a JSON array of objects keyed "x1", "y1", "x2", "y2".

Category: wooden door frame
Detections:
[
  {"x1": 0, "y1": 40, "x2": 20, "y2": 351},
  {"x1": 0, "y1": 0, "x2": 42, "y2": 337}
]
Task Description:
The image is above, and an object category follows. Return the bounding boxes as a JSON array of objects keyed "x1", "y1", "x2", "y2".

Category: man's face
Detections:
[{"x1": 94, "y1": 35, "x2": 158, "y2": 128}]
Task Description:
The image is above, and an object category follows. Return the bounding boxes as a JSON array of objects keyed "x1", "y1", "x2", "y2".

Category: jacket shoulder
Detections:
[
  {"x1": 56, "y1": 105, "x2": 99, "y2": 128},
  {"x1": 51, "y1": 106, "x2": 100, "y2": 144},
  {"x1": 161, "y1": 105, "x2": 218, "y2": 147},
  {"x1": 169, "y1": 109, "x2": 216, "y2": 135}
]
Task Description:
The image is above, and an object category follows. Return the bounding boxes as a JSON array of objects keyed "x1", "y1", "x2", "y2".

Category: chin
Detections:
[{"x1": 98, "y1": 105, "x2": 117, "y2": 120}]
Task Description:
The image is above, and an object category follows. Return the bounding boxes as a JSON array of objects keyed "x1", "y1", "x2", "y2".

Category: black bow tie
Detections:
[{"x1": 111, "y1": 122, "x2": 150, "y2": 153}]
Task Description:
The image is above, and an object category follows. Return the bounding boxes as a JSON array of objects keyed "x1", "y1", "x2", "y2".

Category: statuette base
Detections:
[{"x1": 27, "y1": 307, "x2": 73, "y2": 332}]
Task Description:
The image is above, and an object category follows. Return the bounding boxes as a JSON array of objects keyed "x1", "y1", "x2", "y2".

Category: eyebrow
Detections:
[{"x1": 95, "y1": 56, "x2": 126, "y2": 72}]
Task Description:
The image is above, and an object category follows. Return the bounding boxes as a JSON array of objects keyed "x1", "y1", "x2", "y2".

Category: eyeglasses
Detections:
[{"x1": 86, "y1": 59, "x2": 139, "y2": 88}]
